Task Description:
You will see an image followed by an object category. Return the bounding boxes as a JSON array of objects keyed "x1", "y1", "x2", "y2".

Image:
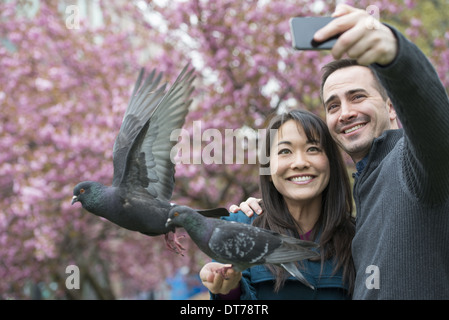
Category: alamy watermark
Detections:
[
  {"x1": 65, "y1": 5, "x2": 80, "y2": 30},
  {"x1": 65, "y1": 265, "x2": 80, "y2": 290},
  {"x1": 365, "y1": 5, "x2": 381, "y2": 30},
  {"x1": 63, "y1": 3, "x2": 381, "y2": 175},
  {"x1": 365, "y1": 265, "x2": 380, "y2": 289},
  {"x1": 64, "y1": 264, "x2": 381, "y2": 291},
  {"x1": 169, "y1": 121, "x2": 276, "y2": 175},
  {"x1": 64, "y1": 4, "x2": 380, "y2": 31}
]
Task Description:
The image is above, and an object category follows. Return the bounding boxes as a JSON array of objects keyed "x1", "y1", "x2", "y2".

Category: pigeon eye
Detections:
[
  {"x1": 174, "y1": 212, "x2": 179, "y2": 217},
  {"x1": 80, "y1": 188, "x2": 85, "y2": 194}
]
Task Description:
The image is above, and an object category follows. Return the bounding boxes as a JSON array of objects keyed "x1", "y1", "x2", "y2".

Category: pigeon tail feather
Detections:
[
  {"x1": 264, "y1": 242, "x2": 319, "y2": 264},
  {"x1": 281, "y1": 262, "x2": 315, "y2": 290},
  {"x1": 279, "y1": 235, "x2": 320, "y2": 248}
]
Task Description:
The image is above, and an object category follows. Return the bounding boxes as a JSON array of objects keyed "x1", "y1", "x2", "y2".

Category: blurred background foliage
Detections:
[{"x1": 1, "y1": 0, "x2": 448, "y2": 299}]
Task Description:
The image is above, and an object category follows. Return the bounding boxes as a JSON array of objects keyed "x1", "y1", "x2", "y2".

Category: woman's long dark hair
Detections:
[{"x1": 253, "y1": 109, "x2": 355, "y2": 294}]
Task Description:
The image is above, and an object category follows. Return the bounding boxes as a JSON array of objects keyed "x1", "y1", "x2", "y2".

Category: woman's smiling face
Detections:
[{"x1": 269, "y1": 120, "x2": 330, "y2": 207}]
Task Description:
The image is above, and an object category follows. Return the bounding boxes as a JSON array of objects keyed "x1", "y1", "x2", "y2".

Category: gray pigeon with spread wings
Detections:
[
  {"x1": 72, "y1": 65, "x2": 228, "y2": 254},
  {"x1": 166, "y1": 205, "x2": 320, "y2": 290}
]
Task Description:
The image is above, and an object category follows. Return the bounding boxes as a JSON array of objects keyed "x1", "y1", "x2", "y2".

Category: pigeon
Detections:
[
  {"x1": 166, "y1": 205, "x2": 320, "y2": 290},
  {"x1": 71, "y1": 65, "x2": 228, "y2": 254}
]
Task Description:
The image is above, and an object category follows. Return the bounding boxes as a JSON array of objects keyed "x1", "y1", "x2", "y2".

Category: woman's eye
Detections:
[
  {"x1": 278, "y1": 148, "x2": 291, "y2": 155},
  {"x1": 308, "y1": 146, "x2": 321, "y2": 152}
]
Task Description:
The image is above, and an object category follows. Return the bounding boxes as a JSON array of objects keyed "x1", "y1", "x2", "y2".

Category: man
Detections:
[{"x1": 232, "y1": 4, "x2": 449, "y2": 299}]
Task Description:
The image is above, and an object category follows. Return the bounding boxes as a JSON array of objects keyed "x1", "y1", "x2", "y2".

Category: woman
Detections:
[{"x1": 200, "y1": 109, "x2": 355, "y2": 299}]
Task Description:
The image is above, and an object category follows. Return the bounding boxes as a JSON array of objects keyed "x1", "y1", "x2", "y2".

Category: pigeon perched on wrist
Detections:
[{"x1": 166, "y1": 205, "x2": 319, "y2": 289}]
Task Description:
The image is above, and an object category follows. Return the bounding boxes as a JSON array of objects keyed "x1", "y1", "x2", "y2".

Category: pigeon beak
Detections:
[
  {"x1": 165, "y1": 218, "x2": 172, "y2": 228},
  {"x1": 71, "y1": 196, "x2": 79, "y2": 205}
]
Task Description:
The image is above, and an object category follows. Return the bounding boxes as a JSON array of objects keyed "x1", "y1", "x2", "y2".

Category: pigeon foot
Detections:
[{"x1": 165, "y1": 232, "x2": 186, "y2": 256}]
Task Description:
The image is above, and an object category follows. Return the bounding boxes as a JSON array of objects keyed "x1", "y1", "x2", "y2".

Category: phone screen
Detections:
[{"x1": 289, "y1": 17, "x2": 338, "y2": 50}]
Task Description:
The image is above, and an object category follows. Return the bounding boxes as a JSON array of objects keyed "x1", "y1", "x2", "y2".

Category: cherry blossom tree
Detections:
[{"x1": 1, "y1": 0, "x2": 447, "y2": 299}]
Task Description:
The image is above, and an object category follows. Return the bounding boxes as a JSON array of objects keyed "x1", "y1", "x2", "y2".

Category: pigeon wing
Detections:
[
  {"x1": 112, "y1": 68, "x2": 166, "y2": 187},
  {"x1": 209, "y1": 222, "x2": 320, "y2": 268},
  {"x1": 208, "y1": 222, "x2": 283, "y2": 267},
  {"x1": 120, "y1": 65, "x2": 195, "y2": 201},
  {"x1": 141, "y1": 65, "x2": 195, "y2": 200},
  {"x1": 262, "y1": 236, "x2": 320, "y2": 265}
]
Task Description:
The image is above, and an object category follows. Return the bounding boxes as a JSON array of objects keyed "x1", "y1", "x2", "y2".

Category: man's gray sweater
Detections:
[{"x1": 351, "y1": 27, "x2": 449, "y2": 299}]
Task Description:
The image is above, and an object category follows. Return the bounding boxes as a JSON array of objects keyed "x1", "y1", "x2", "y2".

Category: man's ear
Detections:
[{"x1": 386, "y1": 98, "x2": 399, "y2": 129}]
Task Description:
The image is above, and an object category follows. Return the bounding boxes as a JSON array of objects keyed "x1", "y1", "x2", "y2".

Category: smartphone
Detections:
[{"x1": 289, "y1": 17, "x2": 339, "y2": 50}]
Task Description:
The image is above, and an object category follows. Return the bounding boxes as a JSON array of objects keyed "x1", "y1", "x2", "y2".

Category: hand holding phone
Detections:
[{"x1": 289, "y1": 17, "x2": 339, "y2": 50}]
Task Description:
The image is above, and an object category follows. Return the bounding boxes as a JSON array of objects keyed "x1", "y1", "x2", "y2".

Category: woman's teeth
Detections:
[{"x1": 290, "y1": 176, "x2": 313, "y2": 182}]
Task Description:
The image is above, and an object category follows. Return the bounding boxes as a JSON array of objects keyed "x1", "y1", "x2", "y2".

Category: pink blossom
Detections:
[{"x1": 0, "y1": 0, "x2": 446, "y2": 300}]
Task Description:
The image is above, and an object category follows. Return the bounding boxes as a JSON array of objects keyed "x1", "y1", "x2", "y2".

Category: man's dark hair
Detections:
[{"x1": 320, "y1": 59, "x2": 389, "y2": 104}]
